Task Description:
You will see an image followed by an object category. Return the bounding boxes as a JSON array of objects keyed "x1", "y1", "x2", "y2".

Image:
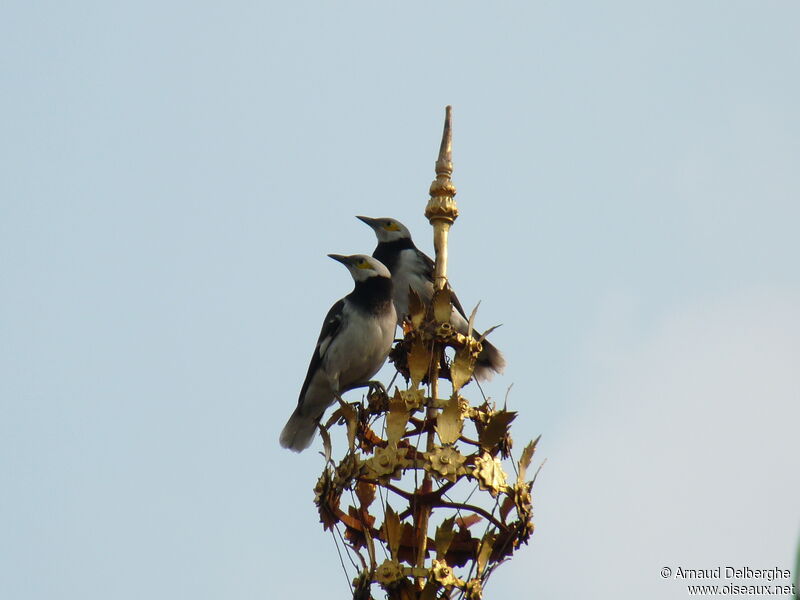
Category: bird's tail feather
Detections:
[
  {"x1": 279, "y1": 408, "x2": 318, "y2": 453},
  {"x1": 474, "y1": 337, "x2": 506, "y2": 381}
]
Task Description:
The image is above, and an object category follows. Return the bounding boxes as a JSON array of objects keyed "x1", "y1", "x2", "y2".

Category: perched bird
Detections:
[
  {"x1": 280, "y1": 254, "x2": 396, "y2": 452},
  {"x1": 357, "y1": 216, "x2": 505, "y2": 381}
]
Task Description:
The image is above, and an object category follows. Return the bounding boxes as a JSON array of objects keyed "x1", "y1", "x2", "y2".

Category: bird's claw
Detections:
[{"x1": 366, "y1": 380, "x2": 387, "y2": 400}]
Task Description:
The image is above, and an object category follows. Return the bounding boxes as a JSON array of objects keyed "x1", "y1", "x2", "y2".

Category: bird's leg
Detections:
[
  {"x1": 347, "y1": 380, "x2": 381, "y2": 391},
  {"x1": 346, "y1": 380, "x2": 388, "y2": 397},
  {"x1": 366, "y1": 380, "x2": 390, "y2": 406}
]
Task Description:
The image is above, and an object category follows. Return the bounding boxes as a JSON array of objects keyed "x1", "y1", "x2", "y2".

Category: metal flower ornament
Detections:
[{"x1": 306, "y1": 107, "x2": 540, "y2": 600}]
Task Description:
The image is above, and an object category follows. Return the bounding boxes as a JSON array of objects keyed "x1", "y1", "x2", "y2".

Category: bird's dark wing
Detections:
[
  {"x1": 419, "y1": 249, "x2": 468, "y2": 320},
  {"x1": 296, "y1": 299, "x2": 345, "y2": 407},
  {"x1": 418, "y1": 248, "x2": 435, "y2": 280}
]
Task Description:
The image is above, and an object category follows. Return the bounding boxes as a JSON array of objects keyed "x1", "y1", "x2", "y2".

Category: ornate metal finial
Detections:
[
  {"x1": 431, "y1": 105, "x2": 455, "y2": 196},
  {"x1": 425, "y1": 106, "x2": 458, "y2": 291},
  {"x1": 311, "y1": 107, "x2": 537, "y2": 600}
]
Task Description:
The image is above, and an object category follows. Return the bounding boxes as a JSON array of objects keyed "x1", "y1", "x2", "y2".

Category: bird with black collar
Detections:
[
  {"x1": 279, "y1": 254, "x2": 396, "y2": 452},
  {"x1": 357, "y1": 215, "x2": 505, "y2": 381}
]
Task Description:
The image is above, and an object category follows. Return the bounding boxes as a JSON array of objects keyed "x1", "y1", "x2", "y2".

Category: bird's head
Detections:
[
  {"x1": 328, "y1": 254, "x2": 391, "y2": 282},
  {"x1": 356, "y1": 216, "x2": 412, "y2": 243}
]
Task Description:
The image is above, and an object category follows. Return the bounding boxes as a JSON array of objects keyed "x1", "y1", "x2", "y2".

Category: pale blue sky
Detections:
[{"x1": 2, "y1": 2, "x2": 799, "y2": 599}]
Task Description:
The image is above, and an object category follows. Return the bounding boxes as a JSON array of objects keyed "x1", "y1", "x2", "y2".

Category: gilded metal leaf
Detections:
[
  {"x1": 319, "y1": 424, "x2": 333, "y2": 465},
  {"x1": 467, "y1": 301, "x2": 480, "y2": 338},
  {"x1": 517, "y1": 435, "x2": 540, "y2": 485},
  {"x1": 432, "y1": 288, "x2": 452, "y2": 324},
  {"x1": 472, "y1": 452, "x2": 509, "y2": 497},
  {"x1": 363, "y1": 524, "x2": 377, "y2": 572},
  {"x1": 323, "y1": 407, "x2": 343, "y2": 429},
  {"x1": 444, "y1": 526, "x2": 478, "y2": 568},
  {"x1": 313, "y1": 468, "x2": 340, "y2": 531},
  {"x1": 434, "y1": 516, "x2": 456, "y2": 558},
  {"x1": 407, "y1": 339, "x2": 430, "y2": 387},
  {"x1": 382, "y1": 506, "x2": 402, "y2": 559},
  {"x1": 477, "y1": 324, "x2": 501, "y2": 342},
  {"x1": 455, "y1": 514, "x2": 482, "y2": 530},
  {"x1": 478, "y1": 410, "x2": 517, "y2": 453},
  {"x1": 435, "y1": 394, "x2": 463, "y2": 445},
  {"x1": 397, "y1": 523, "x2": 421, "y2": 565},
  {"x1": 499, "y1": 492, "x2": 516, "y2": 522},
  {"x1": 338, "y1": 402, "x2": 358, "y2": 452},
  {"x1": 476, "y1": 531, "x2": 497, "y2": 575},
  {"x1": 407, "y1": 287, "x2": 425, "y2": 330},
  {"x1": 355, "y1": 480, "x2": 376, "y2": 509},
  {"x1": 450, "y1": 346, "x2": 475, "y2": 392},
  {"x1": 343, "y1": 505, "x2": 370, "y2": 551},
  {"x1": 386, "y1": 391, "x2": 409, "y2": 447}
]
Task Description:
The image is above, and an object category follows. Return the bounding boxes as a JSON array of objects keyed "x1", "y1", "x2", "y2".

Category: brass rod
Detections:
[{"x1": 416, "y1": 106, "x2": 460, "y2": 586}]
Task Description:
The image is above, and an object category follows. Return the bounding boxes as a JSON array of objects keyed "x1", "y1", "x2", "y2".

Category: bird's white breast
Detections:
[
  {"x1": 323, "y1": 301, "x2": 396, "y2": 390},
  {"x1": 391, "y1": 250, "x2": 434, "y2": 323}
]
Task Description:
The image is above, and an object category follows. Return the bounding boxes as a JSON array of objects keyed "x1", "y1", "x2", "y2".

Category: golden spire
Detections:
[
  {"x1": 310, "y1": 106, "x2": 537, "y2": 600},
  {"x1": 425, "y1": 105, "x2": 458, "y2": 291}
]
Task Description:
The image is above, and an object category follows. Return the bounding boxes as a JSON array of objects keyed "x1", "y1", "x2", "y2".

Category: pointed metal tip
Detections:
[{"x1": 437, "y1": 106, "x2": 453, "y2": 168}]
